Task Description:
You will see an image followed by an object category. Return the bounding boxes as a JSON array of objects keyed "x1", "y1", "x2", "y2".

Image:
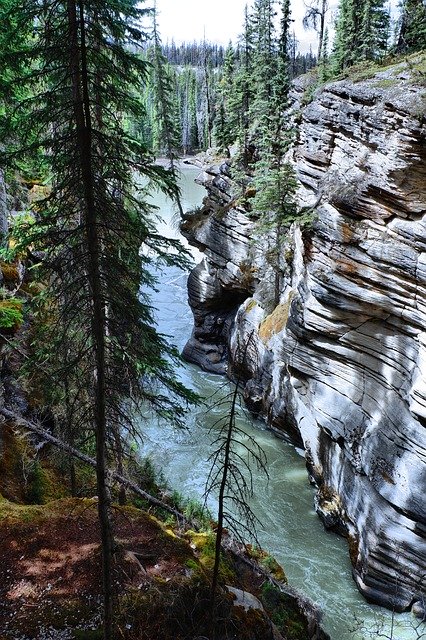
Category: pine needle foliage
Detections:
[
  {"x1": 204, "y1": 334, "x2": 268, "y2": 621},
  {"x1": 0, "y1": 1, "x2": 197, "y2": 637},
  {"x1": 396, "y1": 0, "x2": 426, "y2": 53},
  {"x1": 332, "y1": 0, "x2": 390, "y2": 71}
]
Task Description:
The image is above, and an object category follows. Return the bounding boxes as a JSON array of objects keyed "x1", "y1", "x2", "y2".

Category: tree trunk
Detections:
[
  {"x1": 0, "y1": 169, "x2": 8, "y2": 245},
  {"x1": 318, "y1": 0, "x2": 327, "y2": 60},
  {"x1": 68, "y1": 2, "x2": 114, "y2": 638}
]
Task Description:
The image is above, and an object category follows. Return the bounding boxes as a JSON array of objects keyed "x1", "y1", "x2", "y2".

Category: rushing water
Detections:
[{"x1": 138, "y1": 165, "x2": 417, "y2": 640}]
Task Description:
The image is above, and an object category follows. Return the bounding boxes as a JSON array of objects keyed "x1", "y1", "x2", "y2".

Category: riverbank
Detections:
[{"x1": 139, "y1": 164, "x2": 422, "y2": 640}]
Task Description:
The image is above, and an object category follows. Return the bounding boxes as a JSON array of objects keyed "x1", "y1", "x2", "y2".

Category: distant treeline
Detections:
[
  {"x1": 145, "y1": 40, "x2": 317, "y2": 77},
  {"x1": 139, "y1": 38, "x2": 317, "y2": 155}
]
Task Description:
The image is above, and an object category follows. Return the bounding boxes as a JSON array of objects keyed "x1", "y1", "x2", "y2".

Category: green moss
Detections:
[
  {"x1": 245, "y1": 299, "x2": 258, "y2": 313},
  {"x1": 0, "y1": 493, "x2": 46, "y2": 522},
  {"x1": 0, "y1": 261, "x2": 20, "y2": 284},
  {"x1": 372, "y1": 78, "x2": 399, "y2": 89},
  {"x1": 261, "y1": 582, "x2": 310, "y2": 640},
  {"x1": 0, "y1": 299, "x2": 23, "y2": 331},
  {"x1": 180, "y1": 206, "x2": 208, "y2": 232},
  {"x1": 342, "y1": 51, "x2": 426, "y2": 83}
]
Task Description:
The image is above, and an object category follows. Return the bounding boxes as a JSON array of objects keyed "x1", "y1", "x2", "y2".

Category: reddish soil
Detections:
[{"x1": 0, "y1": 498, "x2": 192, "y2": 639}]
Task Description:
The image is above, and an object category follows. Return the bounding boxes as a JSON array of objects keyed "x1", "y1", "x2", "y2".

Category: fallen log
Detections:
[{"x1": 0, "y1": 407, "x2": 187, "y2": 522}]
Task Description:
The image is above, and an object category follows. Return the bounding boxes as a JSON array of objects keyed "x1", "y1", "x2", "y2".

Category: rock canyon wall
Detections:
[{"x1": 181, "y1": 60, "x2": 426, "y2": 613}]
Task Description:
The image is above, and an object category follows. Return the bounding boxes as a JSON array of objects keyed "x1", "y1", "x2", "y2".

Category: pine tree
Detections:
[
  {"x1": 149, "y1": 2, "x2": 184, "y2": 214},
  {"x1": 397, "y1": 0, "x2": 426, "y2": 52},
  {"x1": 332, "y1": 0, "x2": 390, "y2": 71},
  {"x1": 0, "y1": 2, "x2": 195, "y2": 638},
  {"x1": 319, "y1": 27, "x2": 331, "y2": 81},
  {"x1": 213, "y1": 43, "x2": 237, "y2": 156},
  {"x1": 249, "y1": 0, "x2": 278, "y2": 156},
  {"x1": 238, "y1": 4, "x2": 256, "y2": 167},
  {"x1": 251, "y1": 0, "x2": 299, "y2": 307},
  {"x1": 180, "y1": 68, "x2": 199, "y2": 153},
  {"x1": 359, "y1": 0, "x2": 390, "y2": 61},
  {"x1": 333, "y1": 0, "x2": 359, "y2": 70},
  {"x1": 150, "y1": 4, "x2": 181, "y2": 160},
  {"x1": 202, "y1": 37, "x2": 214, "y2": 149}
]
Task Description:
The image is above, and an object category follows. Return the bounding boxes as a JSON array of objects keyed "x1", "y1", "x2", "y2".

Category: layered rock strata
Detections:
[{"x1": 182, "y1": 61, "x2": 426, "y2": 613}]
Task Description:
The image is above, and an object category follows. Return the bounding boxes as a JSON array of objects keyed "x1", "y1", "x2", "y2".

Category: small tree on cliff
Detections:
[
  {"x1": 0, "y1": 1, "x2": 195, "y2": 638},
  {"x1": 205, "y1": 334, "x2": 268, "y2": 630}
]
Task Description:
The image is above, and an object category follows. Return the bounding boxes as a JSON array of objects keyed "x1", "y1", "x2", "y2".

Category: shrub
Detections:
[{"x1": 0, "y1": 298, "x2": 23, "y2": 331}]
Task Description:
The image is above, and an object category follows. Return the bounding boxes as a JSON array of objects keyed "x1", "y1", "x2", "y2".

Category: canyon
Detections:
[{"x1": 181, "y1": 59, "x2": 426, "y2": 615}]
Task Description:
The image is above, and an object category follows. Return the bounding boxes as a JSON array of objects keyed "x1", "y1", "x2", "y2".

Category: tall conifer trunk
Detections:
[{"x1": 67, "y1": 1, "x2": 114, "y2": 637}]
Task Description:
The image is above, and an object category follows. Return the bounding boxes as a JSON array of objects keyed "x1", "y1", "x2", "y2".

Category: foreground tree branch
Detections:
[{"x1": 0, "y1": 407, "x2": 187, "y2": 522}]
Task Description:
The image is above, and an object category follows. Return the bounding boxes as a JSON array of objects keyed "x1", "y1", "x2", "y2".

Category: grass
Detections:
[
  {"x1": 339, "y1": 51, "x2": 426, "y2": 84},
  {"x1": 301, "y1": 51, "x2": 426, "y2": 106}
]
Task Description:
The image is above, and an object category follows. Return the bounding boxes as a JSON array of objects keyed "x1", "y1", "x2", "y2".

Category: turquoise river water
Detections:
[{"x1": 138, "y1": 165, "x2": 417, "y2": 640}]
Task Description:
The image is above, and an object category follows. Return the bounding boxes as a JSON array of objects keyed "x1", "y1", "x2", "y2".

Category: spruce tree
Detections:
[
  {"x1": 213, "y1": 43, "x2": 238, "y2": 156},
  {"x1": 249, "y1": 0, "x2": 278, "y2": 156},
  {"x1": 359, "y1": 0, "x2": 390, "y2": 61},
  {"x1": 397, "y1": 0, "x2": 426, "y2": 52},
  {"x1": 332, "y1": 0, "x2": 389, "y2": 70},
  {"x1": 0, "y1": 1, "x2": 195, "y2": 638},
  {"x1": 251, "y1": 0, "x2": 299, "y2": 307},
  {"x1": 333, "y1": 0, "x2": 360, "y2": 70},
  {"x1": 239, "y1": 4, "x2": 256, "y2": 167}
]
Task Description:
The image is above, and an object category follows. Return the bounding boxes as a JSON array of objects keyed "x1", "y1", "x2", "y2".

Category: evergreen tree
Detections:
[
  {"x1": 319, "y1": 27, "x2": 332, "y2": 81},
  {"x1": 251, "y1": 0, "x2": 299, "y2": 307},
  {"x1": 0, "y1": 2, "x2": 195, "y2": 638},
  {"x1": 249, "y1": 0, "x2": 278, "y2": 156},
  {"x1": 150, "y1": 4, "x2": 181, "y2": 161},
  {"x1": 332, "y1": 0, "x2": 389, "y2": 70},
  {"x1": 397, "y1": 0, "x2": 426, "y2": 52},
  {"x1": 149, "y1": 2, "x2": 184, "y2": 213},
  {"x1": 238, "y1": 4, "x2": 256, "y2": 167},
  {"x1": 202, "y1": 37, "x2": 214, "y2": 149},
  {"x1": 332, "y1": 0, "x2": 360, "y2": 70},
  {"x1": 213, "y1": 43, "x2": 237, "y2": 155},
  {"x1": 359, "y1": 0, "x2": 390, "y2": 60},
  {"x1": 180, "y1": 68, "x2": 199, "y2": 153}
]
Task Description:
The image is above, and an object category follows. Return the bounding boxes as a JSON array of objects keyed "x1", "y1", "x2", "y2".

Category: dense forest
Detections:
[
  {"x1": 141, "y1": 0, "x2": 426, "y2": 156},
  {"x1": 0, "y1": 0, "x2": 425, "y2": 639}
]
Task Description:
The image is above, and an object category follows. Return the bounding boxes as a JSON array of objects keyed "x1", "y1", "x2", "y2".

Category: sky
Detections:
[
  {"x1": 154, "y1": 0, "x2": 337, "y2": 54},
  {"x1": 154, "y1": 0, "x2": 398, "y2": 54}
]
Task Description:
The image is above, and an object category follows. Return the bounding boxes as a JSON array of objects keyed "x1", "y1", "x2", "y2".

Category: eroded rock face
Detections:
[
  {"x1": 182, "y1": 62, "x2": 426, "y2": 611},
  {"x1": 181, "y1": 165, "x2": 254, "y2": 373}
]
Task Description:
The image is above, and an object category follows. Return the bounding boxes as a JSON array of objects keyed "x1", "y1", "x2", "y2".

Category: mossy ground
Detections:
[
  {"x1": 341, "y1": 51, "x2": 426, "y2": 84},
  {"x1": 0, "y1": 494, "x2": 307, "y2": 640}
]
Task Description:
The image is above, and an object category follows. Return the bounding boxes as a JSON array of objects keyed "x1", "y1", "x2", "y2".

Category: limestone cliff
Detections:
[{"x1": 181, "y1": 57, "x2": 426, "y2": 614}]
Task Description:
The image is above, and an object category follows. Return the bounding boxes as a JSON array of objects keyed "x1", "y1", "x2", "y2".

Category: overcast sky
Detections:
[
  {"x1": 154, "y1": 0, "x2": 397, "y2": 54},
  {"x1": 155, "y1": 0, "x2": 336, "y2": 54}
]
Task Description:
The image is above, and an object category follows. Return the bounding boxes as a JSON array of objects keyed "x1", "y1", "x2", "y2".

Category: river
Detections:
[{"x1": 138, "y1": 165, "x2": 416, "y2": 640}]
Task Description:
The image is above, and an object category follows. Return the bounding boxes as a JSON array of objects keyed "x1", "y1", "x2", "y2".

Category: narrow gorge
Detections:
[{"x1": 181, "y1": 60, "x2": 426, "y2": 615}]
